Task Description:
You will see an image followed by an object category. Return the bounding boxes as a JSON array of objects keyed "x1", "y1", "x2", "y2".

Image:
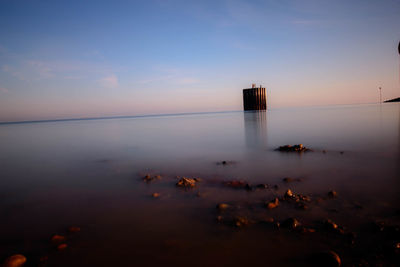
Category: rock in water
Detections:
[
  {"x1": 266, "y1": 198, "x2": 279, "y2": 209},
  {"x1": 285, "y1": 189, "x2": 294, "y2": 198},
  {"x1": 3, "y1": 254, "x2": 26, "y2": 267},
  {"x1": 176, "y1": 177, "x2": 197, "y2": 188},
  {"x1": 276, "y1": 144, "x2": 312, "y2": 152}
]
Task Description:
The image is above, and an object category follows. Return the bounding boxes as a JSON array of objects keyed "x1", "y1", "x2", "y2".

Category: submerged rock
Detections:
[
  {"x1": 283, "y1": 189, "x2": 311, "y2": 203},
  {"x1": 176, "y1": 177, "x2": 197, "y2": 188},
  {"x1": 276, "y1": 144, "x2": 312, "y2": 152},
  {"x1": 3, "y1": 254, "x2": 26, "y2": 267}
]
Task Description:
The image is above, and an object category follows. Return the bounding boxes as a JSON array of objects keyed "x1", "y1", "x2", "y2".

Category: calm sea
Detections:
[{"x1": 0, "y1": 103, "x2": 399, "y2": 266}]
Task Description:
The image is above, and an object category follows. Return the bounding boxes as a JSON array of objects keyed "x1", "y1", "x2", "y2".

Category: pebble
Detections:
[
  {"x1": 152, "y1": 192, "x2": 160, "y2": 198},
  {"x1": 3, "y1": 254, "x2": 26, "y2": 267},
  {"x1": 285, "y1": 189, "x2": 294, "y2": 198},
  {"x1": 266, "y1": 198, "x2": 279, "y2": 209}
]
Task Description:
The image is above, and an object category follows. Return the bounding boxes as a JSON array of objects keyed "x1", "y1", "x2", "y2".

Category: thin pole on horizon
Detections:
[{"x1": 379, "y1": 87, "x2": 382, "y2": 104}]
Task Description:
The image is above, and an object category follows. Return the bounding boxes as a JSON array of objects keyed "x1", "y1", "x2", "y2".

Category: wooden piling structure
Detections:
[{"x1": 243, "y1": 85, "x2": 267, "y2": 110}]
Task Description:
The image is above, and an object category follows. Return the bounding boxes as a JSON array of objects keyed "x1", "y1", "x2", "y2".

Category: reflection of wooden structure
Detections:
[{"x1": 243, "y1": 85, "x2": 267, "y2": 110}]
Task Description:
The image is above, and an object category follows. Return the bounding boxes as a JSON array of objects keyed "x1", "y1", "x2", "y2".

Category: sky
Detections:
[{"x1": 0, "y1": 0, "x2": 399, "y2": 122}]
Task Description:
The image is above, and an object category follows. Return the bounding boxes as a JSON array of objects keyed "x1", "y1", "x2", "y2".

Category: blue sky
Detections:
[{"x1": 0, "y1": 0, "x2": 399, "y2": 121}]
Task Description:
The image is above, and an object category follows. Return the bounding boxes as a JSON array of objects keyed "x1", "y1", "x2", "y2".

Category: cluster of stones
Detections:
[
  {"x1": 2, "y1": 226, "x2": 81, "y2": 267},
  {"x1": 176, "y1": 177, "x2": 201, "y2": 188},
  {"x1": 276, "y1": 144, "x2": 312, "y2": 152},
  {"x1": 141, "y1": 168, "x2": 399, "y2": 266}
]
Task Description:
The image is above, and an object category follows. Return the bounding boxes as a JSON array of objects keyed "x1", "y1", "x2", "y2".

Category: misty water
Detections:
[{"x1": 0, "y1": 103, "x2": 399, "y2": 266}]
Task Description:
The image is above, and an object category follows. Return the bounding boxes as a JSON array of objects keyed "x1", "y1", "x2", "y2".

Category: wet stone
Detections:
[
  {"x1": 3, "y1": 254, "x2": 27, "y2": 267},
  {"x1": 176, "y1": 177, "x2": 197, "y2": 188},
  {"x1": 152, "y1": 192, "x2": 160, "y2": 198},
  {"x1": 285, "y1": 189, "x2": 294, "y2": 198},
  {"x1": 266, "y1": 198, "x2": 279, "y2": 209},
  {"x1": 276, "y1": 144, "x2": 312, "y2": 152}
]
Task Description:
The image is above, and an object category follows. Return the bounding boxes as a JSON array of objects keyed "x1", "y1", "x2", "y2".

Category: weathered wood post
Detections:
[{"x1": 243, "y1": 84, "x2": 267, "y2": 110}]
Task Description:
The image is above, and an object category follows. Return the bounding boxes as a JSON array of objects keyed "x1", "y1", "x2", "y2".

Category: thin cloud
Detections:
[
  {"x1": 0, "y1": 87, "x2": 9, "y2": 93},
  {"x1": 99, "y1": 74, "x2": 119, "y2": 88}
]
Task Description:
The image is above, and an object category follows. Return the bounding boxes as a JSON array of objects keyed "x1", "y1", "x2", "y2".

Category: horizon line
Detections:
[{"x1": 0, "y1": 101, "x2": 394, "y2": 125}]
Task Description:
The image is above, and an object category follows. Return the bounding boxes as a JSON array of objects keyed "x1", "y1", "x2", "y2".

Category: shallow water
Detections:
[{"x1": 0, "y1": 103, "x2": 399, "y2": 266}]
